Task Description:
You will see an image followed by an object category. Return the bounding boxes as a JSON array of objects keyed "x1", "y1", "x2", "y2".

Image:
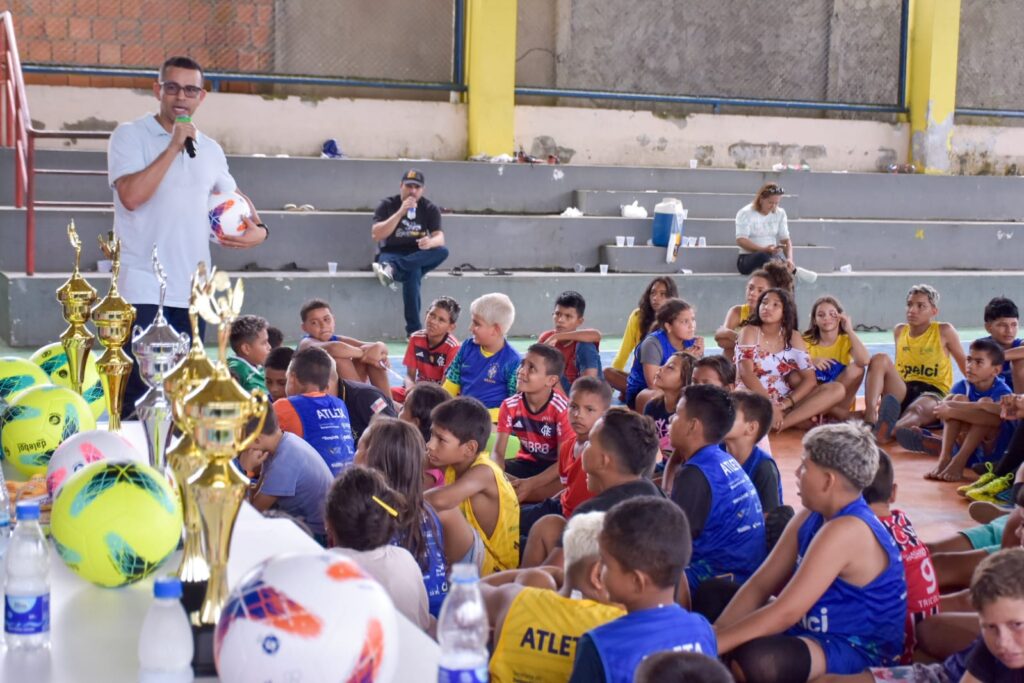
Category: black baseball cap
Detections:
[{"x1": 401, "y1": 169, "x2": 424, "y2": 187}]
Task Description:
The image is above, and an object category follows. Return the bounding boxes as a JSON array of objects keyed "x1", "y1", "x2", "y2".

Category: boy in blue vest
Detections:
[
  {"x1": 569, "y1": 496, "x2": 717, "y2": 683},
  {"x1": 724, "y1": 390, "x2": 784, "y2": 514},
  {"x1": 716, "y1": 422, "x2": 907, "y2": 682},
  {"x1": 669, "y1": 384, "x2": 766, "y2": 593},
  {"x1": 442, "y1": 292, "x2": 522, "y2": 421},
  {"x1": 272, "y1": 347, "x2": 356, "y2": 477}
]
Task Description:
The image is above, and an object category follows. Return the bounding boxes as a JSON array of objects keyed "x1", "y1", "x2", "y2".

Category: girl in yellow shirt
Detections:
[
  {"x1": 604, "y1": 276, "x2": 678, "y2": 393},
  {"x1": 801, "y1": 296, "x2": 871, "y2": 422}
]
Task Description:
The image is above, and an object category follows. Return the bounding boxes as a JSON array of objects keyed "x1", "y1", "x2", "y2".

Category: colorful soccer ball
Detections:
[
  {"x1": 2, "y1": 384, "x2": 96, "y2": 477},
  {"x1": 46, "y1": 429, "x2": 142, "y2": 497},
  {"x1": 30, "y1": 342, "x2": 105, "y2": 421},
  {"x1": 51, "y1": 460, "x2": 182, "y2": 587},
  {"x1": 215, "y1": 553, "x2": 398, "y2": 683},
  {"x1": 208, "y1": 190, "x2": 252, "y2": 241},
  {"x1": 0, "y1": 356, "x2": 50, "y2": 406}
]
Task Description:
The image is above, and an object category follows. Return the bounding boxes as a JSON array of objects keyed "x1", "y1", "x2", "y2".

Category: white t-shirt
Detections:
[
  {"x1": 735, "y1": 203, "x2": 790, "y2": 254},
  {"x1": 108, "y1": 114, "x2": 236, "y2": 308},
  {"x1": 332, "y1": 546, "x2": 432, "y2": 631}
]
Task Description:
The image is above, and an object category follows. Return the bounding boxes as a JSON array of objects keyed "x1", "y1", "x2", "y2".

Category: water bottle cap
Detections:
[
  {"x1": 15, "y1": 501, "x2": 39, "y2": 520},
  {"x1": 153, "y1": 576, "x2": 183, "y2": 599},
  {"x1": 450, "y1": 562, "x2": 480, "y2": 584}
]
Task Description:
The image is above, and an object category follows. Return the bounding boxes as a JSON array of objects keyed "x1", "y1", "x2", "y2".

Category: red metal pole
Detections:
[{"x1": 25, "y1": 134, "x2": 34, "y2": 276}]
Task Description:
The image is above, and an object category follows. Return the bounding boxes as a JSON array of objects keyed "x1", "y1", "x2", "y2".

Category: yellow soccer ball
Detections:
[
  {"x1": 30, "y1": 342, "x2": 106, "y2": 421},
  {"x1": 2, "y1": 384, "x2": 96, "y2": 477},
  {"x1": 51, "y1": 460, "x2": 183, "y2": 587}
]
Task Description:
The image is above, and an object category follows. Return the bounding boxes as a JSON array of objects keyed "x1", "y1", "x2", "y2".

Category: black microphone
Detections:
[{"x1": 175, "y1": 115, "x2": 197, "y2": 158}]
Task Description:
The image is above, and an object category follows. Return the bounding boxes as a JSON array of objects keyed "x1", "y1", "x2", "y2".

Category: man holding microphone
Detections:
[
  {"x1": 108, "y1": 55, "x2": 268, "y2": 417},
  {"x1": 371, "y1": 170, "x2": 449, "y2": 338}
]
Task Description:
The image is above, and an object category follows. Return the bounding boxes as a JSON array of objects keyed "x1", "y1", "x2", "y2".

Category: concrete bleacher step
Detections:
[
  {"x1": 4, "y1": 206, "x2": 1019, "y2": 274},
  {"x1": 4, "y1": 269, "x2": 1021, "y2": 346},
  {"x1": 573, "y1": 189, "x2": 802, "y2": 219},
  {"x1": 599, "y1": 245, "x2": 835, "y2": 274},
  {"x1": 6, "y1": 148, "x2": 1024, "y2": 221}
]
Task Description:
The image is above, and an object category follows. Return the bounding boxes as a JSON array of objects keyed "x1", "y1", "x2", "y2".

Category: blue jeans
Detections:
[
  {"x1": 121, "y1": 304, "x2": 205, "y2": 420},
  {"x1": 378, "y1": 246, "x2": 449, "y2": 335}
]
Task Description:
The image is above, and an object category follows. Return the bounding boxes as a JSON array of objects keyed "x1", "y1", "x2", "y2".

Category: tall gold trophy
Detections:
[
  {"x1": 180, "y1": 269, "x2": 267, "y2": 627},
  {"x1": 56, "y1": 220, "x2": 97, "y2": 396},
  {"x1": 164, "y1": 265, "x2": 216, "y2": 597},
  {"x1": 91, "y1": 232, "x2": 136, "y2": 431}
]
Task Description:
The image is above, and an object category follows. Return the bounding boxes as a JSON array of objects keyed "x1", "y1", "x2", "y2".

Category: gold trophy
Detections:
[
  {"x1": 164, "y1": 265, "x2": 217, "y2": 596},
  {"x1": 91, "y1": 231, "x2": 136, "y2": 431},
  {"x1": 180, "y1": 269, "x2": 267, "y2": 626},
  {"x1": 56, "y1": 220, "x2": 97, "y2": 396}
]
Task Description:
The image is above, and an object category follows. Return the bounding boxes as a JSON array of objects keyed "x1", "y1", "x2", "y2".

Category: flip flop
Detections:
[
  {"x1": 895, "y1": 427, "x2": 942, "y2": 457},
  {"x1": 873, "y1": 394, "x2": 900, "y2": 442}
]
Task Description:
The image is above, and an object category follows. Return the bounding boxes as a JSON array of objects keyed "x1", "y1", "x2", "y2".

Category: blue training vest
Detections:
[
  {"x1": 420, "y1": 505, "x2": 449, "y2": 617},
  {"x1": 625, "y1": 331, "x2": 694, "y2": 403},
  {"x1": 287, "y1": 394, "x2": 355, "y2": 476},
  {"x1": 588, "y1": 604, "x2": 717, "y2": 683},
  {"x1": 785, "y1": 496, "x2": 907, "y2": 672},
  {"x1": 683, "y1": 444, "x2": 766, "y2": 591},
  {"x1": 741, "y1": 445, "x2": 784, "y2": 507}
]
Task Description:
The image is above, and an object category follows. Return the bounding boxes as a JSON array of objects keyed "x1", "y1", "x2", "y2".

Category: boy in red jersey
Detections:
[
  {"x1": 864, "y1": 450, "x2": 940, "y2": 663},
  {"x1": 494, "y1": 344, "x2": 572, "y2": 484},
  {"x1": 403, "y1": 296, "x2": 461, "y2": 385},
  {"x1": 538, "y1": 291, "x2": 602, "y2": 394}
]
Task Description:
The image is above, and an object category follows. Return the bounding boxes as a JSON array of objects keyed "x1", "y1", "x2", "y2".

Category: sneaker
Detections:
[
  {"x1": 372, "y1": 262, "x2": 394, "y2": 288},
  {"x1": 966, "y1": 472, "x2": 1015, "y2": 504},
  {"x1": 958, "y1": 463, "x2": 996, "y2": 497},
  {"x1": 795, "y1": 266, "x2": 818, "y2": 284}
]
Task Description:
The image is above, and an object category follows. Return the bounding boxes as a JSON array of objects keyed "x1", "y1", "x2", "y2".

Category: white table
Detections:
[{"x1": 0, "y1": 422, "x2": 440, "y2": 682}]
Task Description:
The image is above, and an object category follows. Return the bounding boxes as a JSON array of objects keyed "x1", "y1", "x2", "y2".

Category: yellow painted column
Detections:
[
  {"x1": 906, "y1": 0, "x2": 962, "y2": 174},
  {"x1": 465, "y1": 0, "x2": 517, "y2": 157}
]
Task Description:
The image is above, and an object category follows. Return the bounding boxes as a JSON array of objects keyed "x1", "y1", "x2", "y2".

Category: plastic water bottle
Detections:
[
  {"x1": 138, "y1": 577, "x2": 194, "y2": 683},
  {"x1": 437, "y1": 563, "x2": 489, "y2": 682},
  {"x1": 407, "y1": 204, "x2": 417, "y2": 222},
  {"x1": 0, "y1": 468, "x2": 11, "y2": 560},
  {"x1": 4, "y1": 501, "x2": 49, "y2": 650}
]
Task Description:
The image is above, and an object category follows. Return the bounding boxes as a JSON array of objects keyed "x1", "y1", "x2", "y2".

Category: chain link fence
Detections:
[
  {"x1": 12, "y1": 0, "x2": 460, "y2": 87},
  {"x1": 516, "y1": 0, "x2": 905, "y2": 110},
  {"x1": 957, "y1": 0, "x2": 1024, "y2": 114}
]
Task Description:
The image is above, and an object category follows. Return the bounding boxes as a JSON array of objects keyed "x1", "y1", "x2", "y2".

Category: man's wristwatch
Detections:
[{"x1": 256, "y1": 222, "x2": 269, "y2": 240}]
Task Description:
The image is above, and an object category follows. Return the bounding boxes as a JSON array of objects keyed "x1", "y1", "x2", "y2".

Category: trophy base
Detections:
[
  {"x1": 190, "y1": 622, "x2": 216, "y2": 677},
  {"x1": 181, "y1": 578, "x2": 207, "y2": 615}
]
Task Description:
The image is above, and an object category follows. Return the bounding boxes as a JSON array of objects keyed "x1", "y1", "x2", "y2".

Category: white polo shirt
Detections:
[{"x1": 107, "y1": 113, "x2": 236, "y2": 308}]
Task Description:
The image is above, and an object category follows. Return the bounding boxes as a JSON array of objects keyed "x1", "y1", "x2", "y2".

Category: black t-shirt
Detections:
[
  {"x1": 749, "y1": 456, "x2": 783, "y2": 514},
  {"x1": 337, "y1": 379, "x2": 397, "y2": 439},
  {"x1": 573, "y1": 478, "x2": 664, "y2": 517},
  {"x1": 966, "y1": 638, "x2": 1024, "y2": 682},
  {"x1": 374, "y1": 195, "x2": 442, "y2": 255},
  {"x1": 670, "y1": 467, "x2": 712, "y2": 537}
]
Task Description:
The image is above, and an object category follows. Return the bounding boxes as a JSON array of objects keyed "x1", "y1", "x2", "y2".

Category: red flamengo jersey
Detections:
[
  {"x1": 879, "y1": 509, "x2": 941, "y2": 664},
  {"x1": 403, "y1": 331, "x2": 460, "y2": 384},
  {"x1": 497, "y1": 391, "x2": 571, "y2": 465},
  {"x1": 558, "y1": 434, "x2": 595, "y2": 517}
]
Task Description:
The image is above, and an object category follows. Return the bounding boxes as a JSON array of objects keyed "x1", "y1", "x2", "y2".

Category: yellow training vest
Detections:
[
  {"x1": 805, "y1": 333, "x2": 852, "y2": 365},
  {"x1": 445, "y1": 453, "x2": 520, "y2": 575},
  {"x1": 738, "y1": 303, "x2": 751, "y2": 326},
  {"x1": 490, "y1": 588, "x2": 625, "y2": 683},
  {"x1": 896, "y1": 322, "x2": 952, "y2": 395}
]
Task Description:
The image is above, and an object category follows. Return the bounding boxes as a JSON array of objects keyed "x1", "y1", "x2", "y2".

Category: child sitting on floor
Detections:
[
  {"x1": 864, "y1": 284, "x2": 966, "y2": 443},
  {"x1": 643, "y1": 351, "x2": 694, "y2": 462},
  {"x1": 979, "y1": 296, "x2": 1024, "y2": 391},
  {"x1": 297, "y1": 298, "x2": 391, "y2": 394},
  {"x1": 604, "y1": 276, "x2": 678, "y2": 396},
  {"x1": 803, "y1": 296, "x2": 870, "y2": 422},
  {"x1": 569, "y1": 496, "x2": 717, "y2": 683},
  {"x1": 724, "y1": 391, "x2": 784, "y2": 514},
  {"x1": 715, "y1": 261, "x2": 794, "y2": 360},
  {"x1": 538, "y1": 290, "x2": 603, "y2": 394},
  {"x1": 692, "y1": 354, "x2": 736, "y2": 389},
  {"x1": 425, "y1": 396, "x2": 520, "y2": 574},
  {"x1": 398, "y1": 381, "x2": 451, "y2": 488},
  {"x1": 960, "y1": 548, "x2": 1024, "y2": 681},
  {"x1": 625, "y1": 297, "x2": 704, "y2": 412},
  {"x1": 227, "y1": 314, "x2": 271, "y2": 393},
  {"x1": 716, "y1": 422, "x2": 907, "y2": 682},
  {"x1": 400, "y1": 296, "x2": 461, "y2": 401},
  {"x1": 443, "y1": 293, "x2": 522, "y2": 420}
]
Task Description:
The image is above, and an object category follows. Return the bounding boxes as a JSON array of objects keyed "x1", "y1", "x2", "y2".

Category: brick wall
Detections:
[{"x1": 9, "y1": 1, "x2": 275, "y2": 91}]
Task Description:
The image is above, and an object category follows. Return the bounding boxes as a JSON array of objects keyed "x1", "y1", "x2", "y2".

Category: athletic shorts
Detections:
[
  {"x1": 786, "y1": 627, "x2": 874, "y2": 675},
  {"x1": 868, "y1": 663, "x2": 951, "y2": 682},
  {"x1": 961, "y1": 514, "x2": 1010, "y2": 553},
  {"x1": 459, "y1": 527, "x2": 486, "y2": 571},
  {"x1": 902, "y1": 381, "x2": 946, "y2": 413}
]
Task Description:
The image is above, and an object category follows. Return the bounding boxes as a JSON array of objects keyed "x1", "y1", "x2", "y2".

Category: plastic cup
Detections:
[
  {"x1": 574, "y1": 263, "x2": 585, "y2": 273},
  {"x1": 615, "y1": 235, "x2": 625, "y2": 247},
  {"x1": 697, "y1": 236, "x2": 707, "y2": 248},
  {"x1": 689, "y1": 159, "x2": 698, "y2": 169},
  {"x1": 599, "y1": 264, "x2": 609, "y2": 275},
  {"x1": 625, "y1": 236, "x2": 635, "y2": 247},
  {"x1": 327, "y1": 261, "x2": 338, "y2": 274}
]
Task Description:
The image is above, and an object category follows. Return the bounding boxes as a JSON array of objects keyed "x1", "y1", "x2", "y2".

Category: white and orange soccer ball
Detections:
[
  {"x1": 45, "y1": 429, "x2": 142, "y2": 497},
  {"x1": 208, "y1": 191, "x2": 252, "y2": 242},
  {"x1": 215, "y1": 552, "x2": 399, "y2": 683}
]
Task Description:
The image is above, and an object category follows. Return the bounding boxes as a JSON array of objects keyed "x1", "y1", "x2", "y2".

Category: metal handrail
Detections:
[{"x1": 0, "y1": 11, "x2": 111, "y2": 276}]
